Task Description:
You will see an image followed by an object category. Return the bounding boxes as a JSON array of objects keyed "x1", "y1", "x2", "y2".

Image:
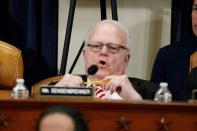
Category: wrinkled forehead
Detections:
[{"x1": 88, "y1": 22, "x2": 128, "y2": 46}]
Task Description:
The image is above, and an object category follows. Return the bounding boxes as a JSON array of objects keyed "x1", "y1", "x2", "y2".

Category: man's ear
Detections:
[{"x1": 125, "y1": 53, "x2": 131, "y2": 66}]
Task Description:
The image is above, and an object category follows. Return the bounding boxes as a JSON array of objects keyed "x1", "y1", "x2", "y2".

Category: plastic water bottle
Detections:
[
  {"x1": 11, "y1": 79, "x2": 29, "y2": 99},
  {"x1": 154, "y1": 82, "x2": 172, "y2": 102}
]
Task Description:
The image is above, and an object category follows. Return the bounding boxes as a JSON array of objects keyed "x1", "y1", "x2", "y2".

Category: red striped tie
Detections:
[{"x1": 95, "y1": 84, "x2": 105, "y2": 99}]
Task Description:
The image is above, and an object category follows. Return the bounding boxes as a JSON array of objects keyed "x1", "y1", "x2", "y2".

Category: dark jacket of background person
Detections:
[{"x1": 151, "y1": 36, "x2": 197, "y2": 100}]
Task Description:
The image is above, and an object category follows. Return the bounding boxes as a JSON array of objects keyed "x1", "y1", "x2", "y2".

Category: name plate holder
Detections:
[{"x1": 38, "y1": 86, "x2": 93, "y2": 98}]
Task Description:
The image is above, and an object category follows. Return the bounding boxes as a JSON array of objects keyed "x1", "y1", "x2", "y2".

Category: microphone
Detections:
[
  {"x1": 88, "y1": 65, "x2": 98, "y2": 75},
  {"x1": 82, "y1": 64, "x2": 109, "y2": 85}
]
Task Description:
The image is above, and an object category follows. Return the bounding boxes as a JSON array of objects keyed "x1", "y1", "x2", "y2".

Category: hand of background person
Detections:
[
  {"x1": 103, "y1": 74, "x2": 142, "y2": 100},
  {"x1": 55, "y1": 74, "x2": 83, "y2": 87}
]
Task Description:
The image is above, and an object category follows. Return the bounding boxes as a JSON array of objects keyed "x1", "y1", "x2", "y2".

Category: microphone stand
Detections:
[
  {"x1": 111, "y1": 0, "x2": 118, "y2": 21},
  {"x1": 60, "y1": 0, "x2": 76, "y2": 75}
]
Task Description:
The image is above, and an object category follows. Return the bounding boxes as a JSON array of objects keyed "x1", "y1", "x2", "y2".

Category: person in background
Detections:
[
  {"x1": 56, "y1": 20, "x2": 158, "y2": 100},
  {"x1": 36, "y1": 105, "x2": 88, "y2": 131},
  {"x1": 151, "y1": 0, "x2": 197, "y2": 100}
]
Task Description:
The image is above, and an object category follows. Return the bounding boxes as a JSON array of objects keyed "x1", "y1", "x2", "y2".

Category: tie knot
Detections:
[{"x1": 95, "y1": 84, "x2": 105, "y2": 89}]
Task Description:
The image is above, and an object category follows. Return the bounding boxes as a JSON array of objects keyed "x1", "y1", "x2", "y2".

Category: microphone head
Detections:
[{"x1": 88, "y1": 65, "x2": 98, "y2": 75}]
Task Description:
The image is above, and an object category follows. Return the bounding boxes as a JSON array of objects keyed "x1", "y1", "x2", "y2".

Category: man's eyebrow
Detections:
[{"x1": 193, "y1": 4, "x2": 197, "y2": 7}]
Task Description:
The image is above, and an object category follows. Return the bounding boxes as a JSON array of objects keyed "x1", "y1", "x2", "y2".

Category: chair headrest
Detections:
[{"x1": 0, "y1": 41, "x2": 23, "y2": 89}]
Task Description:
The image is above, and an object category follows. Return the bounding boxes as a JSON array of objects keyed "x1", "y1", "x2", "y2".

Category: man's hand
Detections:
[
  {"x1": 103, "y1": 75, "x2": 142, "y2": 100},
  {"x1": 55, "y1": 74, "x2": 83, "y2": 87}
]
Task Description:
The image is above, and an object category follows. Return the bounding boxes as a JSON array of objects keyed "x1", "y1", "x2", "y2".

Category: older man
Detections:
[{"x1": 56, "y1": 20, "x2": 158, "y2": 100}]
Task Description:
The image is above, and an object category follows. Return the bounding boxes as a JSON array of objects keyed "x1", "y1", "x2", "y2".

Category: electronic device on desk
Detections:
[
  {"x1": 188, "y1": 89, "x2": 197, "y2": 103},
  {"x1": 38, "y1": 86, "x2": 93, "y2": 98},
  {"x1": 188, "y1": 67, "x2": 197, "y2": 103},
  {"x1": 189, "y1": 89, "x2": 197, "y2": 102}
]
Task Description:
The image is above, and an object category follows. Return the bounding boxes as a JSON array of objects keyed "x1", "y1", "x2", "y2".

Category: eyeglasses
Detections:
[{"x1": 87, "y1": 42, "x2": 128, "y2": 54}]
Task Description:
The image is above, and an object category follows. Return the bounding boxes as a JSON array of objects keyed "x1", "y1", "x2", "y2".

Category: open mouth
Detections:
[
  {"x1": 100, "y1": 60, "x2": 106, "y2": 65},
  {"x1": 99, "y1": 60, "x2": 108, "y2": 69}
]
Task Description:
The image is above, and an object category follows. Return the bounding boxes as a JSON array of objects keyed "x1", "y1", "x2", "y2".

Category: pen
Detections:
[{"x1": 81, "y1": 80, "x2": 109, "y2": 85}]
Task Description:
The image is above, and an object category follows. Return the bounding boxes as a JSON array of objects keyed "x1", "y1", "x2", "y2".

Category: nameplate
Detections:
[{"x1": 40, "y1": 86, "x2": 93, "y2": 97}]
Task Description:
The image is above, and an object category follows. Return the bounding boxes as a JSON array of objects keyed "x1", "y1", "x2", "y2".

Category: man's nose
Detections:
[{"x1": 100, "y1": 45, "x2": 108, "y2": 55}]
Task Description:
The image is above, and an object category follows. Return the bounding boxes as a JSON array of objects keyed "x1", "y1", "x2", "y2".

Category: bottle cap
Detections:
[
  {"x1": 160, "y1": 82, "x2": 168, "y2": 88},
  {"x1": 16, "y1": 78, "x2": 25, "y2": 83}
]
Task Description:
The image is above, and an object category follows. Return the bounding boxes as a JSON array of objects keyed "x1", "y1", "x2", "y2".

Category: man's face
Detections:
[
  {"x1": 83, "y1": 23, "x2": 130, "y2": 80},
  {"x1": 192, "y1": 0, "x2": 197, "y2": 36}
]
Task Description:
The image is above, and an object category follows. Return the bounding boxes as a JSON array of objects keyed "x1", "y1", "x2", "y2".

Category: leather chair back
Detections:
[
  {"x1": 31, "y1": 76, "x2": 63, "y2": 97},
  {"x1": 0, "y1": 41, "x2": 23, "y2": 90}
]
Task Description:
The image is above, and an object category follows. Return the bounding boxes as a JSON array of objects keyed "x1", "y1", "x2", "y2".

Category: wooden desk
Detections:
[{"x1": 0, "y1": 98, "x2": 197, "y2": 131}]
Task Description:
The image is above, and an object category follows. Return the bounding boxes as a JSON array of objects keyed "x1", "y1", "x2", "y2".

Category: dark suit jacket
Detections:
[
  {"x1": 151, "y1": 36, "x2": 197, "y2": 100},
  {"x1": 79, "y1": 75, "x2": 159, "y2": 100}
]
